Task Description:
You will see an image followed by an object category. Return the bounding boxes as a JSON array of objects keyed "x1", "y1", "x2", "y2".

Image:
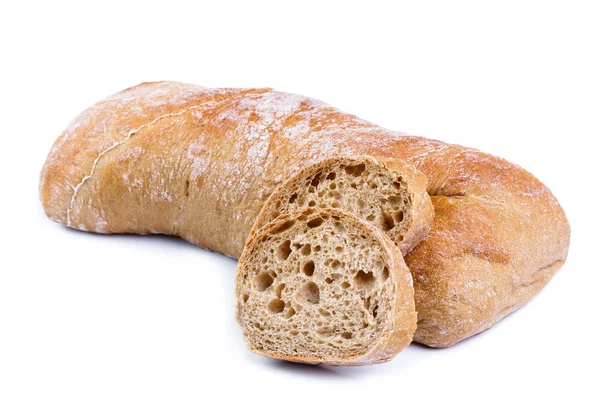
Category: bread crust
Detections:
[
  {"x1": 40, "y1": 81, "x2": 570, "y2": 347},
  {"x1": 250, "y1": 155, "x2": 433, "y2": 255},
  {"x1": 236, "y1": 208, "x2": 417, "y2": 365}
]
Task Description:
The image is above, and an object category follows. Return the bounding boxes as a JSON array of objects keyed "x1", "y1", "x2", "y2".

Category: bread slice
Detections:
[
  {"x1": 251, "y1": 156, "x2": 433, "y2": 255},
  {"x1": 236, "y1": 208, "x2": 417, "y2": 365}
]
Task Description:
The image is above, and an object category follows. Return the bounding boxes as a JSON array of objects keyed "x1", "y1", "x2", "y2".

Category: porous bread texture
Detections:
[
  {"x1": 251, "y1": 156, "x2": 433, "y2": 255},
  {"x1": 40, "y1": 81, "x2": 570, "y2": 348},
  {"x1": 236, "y1": 208, "x2": 416, "y2": 365}
]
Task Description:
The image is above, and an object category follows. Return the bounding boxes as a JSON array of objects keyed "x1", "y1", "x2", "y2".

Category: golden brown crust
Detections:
[
  {"x1": 392, "y1": 140, "x2": 570, "y2": 346},
  {"x1": 40, "y1": 81, "x2": 570, "y2": 347},
  {"x1": 236, "y1": 208, "x2": 416, "y2": 365}
]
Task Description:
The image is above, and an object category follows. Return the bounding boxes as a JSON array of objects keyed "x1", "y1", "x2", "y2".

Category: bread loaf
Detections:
[
  {"x1": 236, "y1": 208, "x2": 416, "y2": 365},
  {"x1": 251, "y1": 156, "x2": 433, "y2": 255},
  {"x1": 40, "y1": 81, "x2": 570, "y2": 347}
]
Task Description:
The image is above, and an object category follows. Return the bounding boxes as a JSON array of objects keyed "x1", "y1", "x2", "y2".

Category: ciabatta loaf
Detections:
[
  {"x1": 40, "y1": 81, "x2": 570, "y2": 347},
  {"x1": 236, "y1": 208, "x2": 416, "y2": 365},
  {"x1": 252, "y1": 156, "x2": 433, "y2": 255}
]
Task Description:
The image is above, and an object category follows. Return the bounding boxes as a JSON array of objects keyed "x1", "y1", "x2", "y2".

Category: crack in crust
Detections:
[{"x1": 65, "y1": 94, "x2": 265, "y2": 226}]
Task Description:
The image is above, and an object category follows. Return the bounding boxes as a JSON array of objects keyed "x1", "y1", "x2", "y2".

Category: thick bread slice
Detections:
[
  {"x1": 236, "y1": 208, "x2": 417, "y2": 366},
  {"x1": 251, "y1": 156, "x2": 433, "y2": 255}
]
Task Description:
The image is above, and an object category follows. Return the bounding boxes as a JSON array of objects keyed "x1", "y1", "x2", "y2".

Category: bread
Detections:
[
  {"x1": 236, "y1": 208, "x2": 416, "y2": 365},
  {"x1": 40, "y1": 81, "x2": 570, "y2": 347},
  {"x1": 251, "y1": 156, "x2": 433, "y2": 255}
]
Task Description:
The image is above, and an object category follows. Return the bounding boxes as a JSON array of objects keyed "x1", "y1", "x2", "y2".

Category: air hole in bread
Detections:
[
  {"x1": 297, "y1": 282, "x2": 320, "y2": 304},
  {"x1": 285, "y1": 307, "x2": 296, "y2": 319},
  {"x1": 382, "y1": 267, "x2": 390, "y2": 281},
  {"x1": 393, "y1": 210, "x2": 404, "y2": 223},
  {"x1": 354, "y1": 270, "x2": 375, "y2": 289},
  {"x1": 326, "y1": 172, "x2": 336, "y2": 180},
  {"x1": 289, "y1": 193, "x2": 298, "y2": 204},
  {"x1": 254, "y1": 272, "x2": 274, "y2": 292},
  {"x1": 300, "y1": 244, "x2": 311, "y2": 255},
  {"x1": 341, "y1": 281, "x2": 350, "y2": 289},
  {"x1": 242, "y1": 293, "x2": 249, "y2": 303},
  {"x1": 277, "y1": 240, "x2": 292, "y2": 260},
  {"x1": 335, "y1": 246, "x2": 343, "y2": 254},
  {"x1": 341, "y1": 332, "x2": 353, "y2": 340},
  {"x1": 275, "y1": 283, "x2": 285, "y2": 298},
  {"x1": 315, "y1": 326, "x2": 333, "y2": 338},
  {"x1": 271, "y1": 220, "x2": 295, "y2": 234},
  {"x1": 344, "y1": 163, "x2": 366, "y2": 177},
  {"x1": 308, "y1": 200, "x2": 316, "y2": 206},
  {"x1": 318, "y1": 308, "x2": 330, "y2": 317},
  {"x1": 307, "y1": 218, "x2": 324, "y2": 228},
  {"x1": 316, "y1": 326, "x2": 334, "y2": 337},
  {"x1": 184, "y1": 180, "x2": 190, "y2": 197},
  {"x1": 268, "y1": 299, "x2": 285, "y2": 313},
  {"x1": 382, "y1": 213, "x2": 395, "y2": 231},
  {"x1": 302, "y1": 261, "x2": 315, "y2": 276},
  {"x1": 372, "y1": 305, "x2": 379, "y2": 318},
  {"x1": 310, "y1": 172, "x2": 322, "y2": 187}
]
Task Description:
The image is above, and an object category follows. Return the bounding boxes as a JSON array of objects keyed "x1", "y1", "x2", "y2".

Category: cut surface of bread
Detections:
[
  {"x1": 252, "y1": 156, "x2": 433, "y2": 255},
  {"x1": 236, "y1": 208, "x2": 417, "y2": 365}
]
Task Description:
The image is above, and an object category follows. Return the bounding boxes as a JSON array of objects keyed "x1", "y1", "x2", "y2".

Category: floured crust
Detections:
[
  {"x1": 236, "y1": 208, "x2": 416, "y2": 365},
  {"x1": 251, "y1": 156, "x2": 433, "y2": 255},
  {"x1": 40, "y1": 81, "x2": 570, "y2": 347}
]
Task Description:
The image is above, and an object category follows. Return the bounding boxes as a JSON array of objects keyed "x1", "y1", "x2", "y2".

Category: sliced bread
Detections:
[
  {"x1": 251, "y1": 156, "x2": 433, "y2": 255},
  {"x1": 236, "y1": 208, "x2": 417, "y2": 365}
]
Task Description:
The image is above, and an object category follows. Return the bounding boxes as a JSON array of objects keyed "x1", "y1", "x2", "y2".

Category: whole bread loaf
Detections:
[{"x1": 40, "y1": 81, "x2": 570, "y2": 347}]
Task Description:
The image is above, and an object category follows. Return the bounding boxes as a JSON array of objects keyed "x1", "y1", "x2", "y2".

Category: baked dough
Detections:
[
  {"x1": 236, "y1": 208, "x2": 416, "y2": 365},
  {"x1": 40, "y1": 81, "x2": 570, "y2": 347}
]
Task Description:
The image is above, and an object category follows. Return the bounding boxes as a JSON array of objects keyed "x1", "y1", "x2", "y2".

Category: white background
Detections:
[{"x1": 1, "y1": 1, "x2": 598, "y2": 399}]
